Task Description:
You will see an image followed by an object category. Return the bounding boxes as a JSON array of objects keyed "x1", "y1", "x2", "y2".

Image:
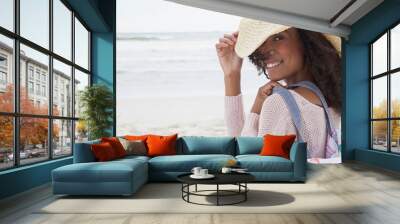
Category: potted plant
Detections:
[{"x1": 79, "y1": 84, "x2": 113, "y2": 140}]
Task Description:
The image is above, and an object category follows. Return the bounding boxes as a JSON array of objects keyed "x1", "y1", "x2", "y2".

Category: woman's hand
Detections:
[
  {"x1": 251, "y1": 81, "x2": 286, "y2": 114},
  {"x1": 215, "y1": 31, "x2": 243, "y2": 77},
  {"x1": 256, "y1": 81, "x2": 284, "y2": 102}
]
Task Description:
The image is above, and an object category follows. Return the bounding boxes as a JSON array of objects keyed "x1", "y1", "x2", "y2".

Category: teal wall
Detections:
[
  {"x1": 0, "y1": 158, "x2": 72, "y2": 199},
  {"x1": 91, "y1": 0, "x2": 116, "y2": 135},
  {"x1": 343, "y1": 0, "x2": 400, "y2": 171},
  {"x1": 0, "y1": 0, "x2": 116, "y2": 200},
  {"x1": 92, "y1": 32, "x2": 115, "y2": 135}
]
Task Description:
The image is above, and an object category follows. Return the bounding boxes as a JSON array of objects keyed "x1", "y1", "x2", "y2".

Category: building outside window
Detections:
[
  {"x1": 28, "y1": 66, "x2": 34, "y2": 80},
  {"x1": 41, "y1": 73, "x2": 46, "y2": 83},
  {"x1": 28, "y1": 81, "x2": 34, "y2": 94},
  {"x1": 0, "y1": 54, "x2": 7, "y2": 67},
  {"x1": 0, "y1": 0, "x2": 91, "y2": 170},
  {"x1": 35, "y1": 83, "x2": 40, "y2": 95},
  {"x1": 371, "y1": 22, "x2": 400, "y2": 154},
  {"x1": 0, "y1": 71, "x2": 6, "y2": 84},
  {"x1": 0, "y1": 71, "x2": 7, "y2": 93},
  {"x1": 0, "y1": 54, "x2": 7, "y2": 89},
  {"x1": 35, "y1": 70, "x2": 40, "y2": 81},
  {"x1": 54, "y1": 88, "x2": 58, "y2": 104},
  {"x1": 41, "y1": 85, "x2": 46, "y2": 97}
]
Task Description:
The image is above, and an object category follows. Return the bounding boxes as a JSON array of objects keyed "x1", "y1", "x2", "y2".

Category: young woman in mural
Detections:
[{"x1": 216, "y1": 18, "x2": 342, "y2": 162}]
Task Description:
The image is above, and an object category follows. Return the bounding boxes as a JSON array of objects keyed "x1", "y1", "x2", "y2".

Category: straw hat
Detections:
[{"x1": 234, "y1": 18, "x2": 341, "y2": 58}]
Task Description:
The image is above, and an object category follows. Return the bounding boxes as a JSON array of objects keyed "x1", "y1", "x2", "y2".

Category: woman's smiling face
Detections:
[{"x1": 256, "y1": 28, "x2": 305, "y2": 81}]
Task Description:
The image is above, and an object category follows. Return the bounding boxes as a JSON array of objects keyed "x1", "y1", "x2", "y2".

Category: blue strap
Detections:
[
  {"x1": 272, "y1": 86, "x2": 304, "y2": 142},
  {"x1": 286, "y1": 81, "x2": 338, "y2": 144}
]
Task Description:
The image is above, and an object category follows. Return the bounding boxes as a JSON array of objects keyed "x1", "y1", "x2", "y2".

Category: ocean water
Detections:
[{"x1": 116, "y1": 32, "x2": 267, "y2": 136}]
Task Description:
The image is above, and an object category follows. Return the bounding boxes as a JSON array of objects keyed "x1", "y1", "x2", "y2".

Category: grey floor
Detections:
[{"x1": 0, "y1": 161, "x2": 400, "y2": 224}]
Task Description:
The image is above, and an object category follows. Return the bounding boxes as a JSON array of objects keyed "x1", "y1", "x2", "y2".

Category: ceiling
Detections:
[{"x1": 165, "y1": 0, "x2": 384, "y2": 38}]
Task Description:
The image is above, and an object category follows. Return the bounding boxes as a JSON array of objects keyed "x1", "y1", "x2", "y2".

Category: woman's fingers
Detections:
[
  {"x1": 259, "y1": 85, "x2": 270, "y2": 97},
  {"x1": 215, "y1": 42, "x2": 228, "y2": 49},
  {"x1": 219, "y1": 37, "x2": 234, "y2": 46},
  {"x1": 215, "y1": 33, "x2": 237, "y2": 53},
  {"x1": 262, "y1": 89, "x2": 270, "y2": 97},
  {"x1": 265, "y1": 87, "x2": 273, "y2": 96},
  {"x1": 224, "y1": 34, "x2": 236, "y2": 42},
  {"x1": 269, "y1": 81, "x2": 280, "y2": 87},
  {"x1": 259, "y1": 81, "x2": 280, "y2": 96}
]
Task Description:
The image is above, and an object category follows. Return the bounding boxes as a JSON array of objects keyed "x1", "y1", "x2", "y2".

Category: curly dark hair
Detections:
[{"x1": 248, "y1": 28, "x2": 342, "y2": 113}]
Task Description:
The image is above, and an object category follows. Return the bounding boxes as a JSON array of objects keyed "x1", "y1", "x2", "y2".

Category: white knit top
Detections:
[{"x1": 224, "y1": 90, "x2": 341, "y2": 158}]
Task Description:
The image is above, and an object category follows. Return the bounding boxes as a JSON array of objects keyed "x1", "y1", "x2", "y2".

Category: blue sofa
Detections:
[{"x1": 52, "y1": 136, "x2": 307, "y2": 196}]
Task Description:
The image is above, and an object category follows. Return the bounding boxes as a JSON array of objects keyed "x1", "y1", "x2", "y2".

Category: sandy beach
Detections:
[
  {"x1": 117, "y1": 94, "x2": 257, "y2": 137},
  {"x1": 116, "y1": 32, "x2": 267, "y2": 136}
]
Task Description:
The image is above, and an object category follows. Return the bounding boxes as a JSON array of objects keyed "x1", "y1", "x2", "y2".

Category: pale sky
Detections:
[{"x1": 117, "y1": 0, "x2": 242, "y2": 33}]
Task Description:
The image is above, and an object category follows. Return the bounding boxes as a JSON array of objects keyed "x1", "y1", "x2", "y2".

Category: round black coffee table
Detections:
[{"x1": 177, "y1": 173, "x2": 255, "y2": 206}]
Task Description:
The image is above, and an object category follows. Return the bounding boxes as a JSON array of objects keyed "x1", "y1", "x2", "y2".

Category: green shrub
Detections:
[{"x1": 79, "y1": 84, "x2": 113, "y2": 140}]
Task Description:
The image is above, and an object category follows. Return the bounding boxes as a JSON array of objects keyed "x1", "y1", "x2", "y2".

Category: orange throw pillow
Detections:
[
  {"x1": 146, "y1": 134, "x2": 178, "y2": 157},
  {"x1": 124, "y1": 135, "x2": 149, "y2": 141},
  {"x1": 91, "y1": 142, "x2": 117, "y2": 161},
  {"x1": 101, "y1": 137, "x2": 127, "y2": 158},
  {"x1": 260, "y1": 134, "x2": 296, "y2": 159}
]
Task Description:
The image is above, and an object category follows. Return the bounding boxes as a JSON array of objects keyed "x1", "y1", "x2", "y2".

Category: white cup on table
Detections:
[
  {"x1": 200, "y1": 169, "x2": 208, "y2": 176},
  {"x1": 191, "y1": 167, "x2": 202, "y2": 176}
]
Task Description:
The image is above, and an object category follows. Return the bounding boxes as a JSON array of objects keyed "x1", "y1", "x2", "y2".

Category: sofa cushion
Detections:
[
  {"x1": 114, "y1": 155, "x2": 150, "y2": 164},
  {"x1": 236, "y1": 155, "x2": 293, "y2": 172},
  {"x1": 91, "y1": 142, "x2": 118, "y2": 161},
  {"x1": 236, "y1": 137, "x2": 263, "y2": 155},
  {"x1": 124, "y1": 135, "x2": 150, "y2": 150},
  {"x1": 52, "y1": 158, "x2": 147, "y2": 183},
  {"x1": 118, "y1": 138, "x2": 148, "y2": 156},
  {"x1": 177, "y1": 136, "x2": 236, "y2": 155},
  {"x1": 260, "y1": 134, "x2": 296, "y2": 159},
  {"x1": 147, "y1": 134, "x2": 178, "y2": 157},
  {"x1": 124, "y1": 135, "x2": 149, "y2": 142},
  {"x1": 149, "y1": 154, "x2": 235, "y2": 172},
  {"x1": 101, "y1": 137, "x2": 127, "y2": 158}
]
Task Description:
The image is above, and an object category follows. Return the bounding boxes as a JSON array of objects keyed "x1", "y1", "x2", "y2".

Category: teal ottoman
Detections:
[{"x1": 52, "y1": 156, "x2": 148, "y2": 196}]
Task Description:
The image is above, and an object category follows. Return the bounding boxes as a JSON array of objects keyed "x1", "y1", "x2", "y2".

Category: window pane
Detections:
[
  {"x1": 75, "y1": 120, "x2": 88, "y2": 143},
  {"x1": 372, "y1": 33, "x2": 387, "y2": 76},
  {"x1": 75, "y1": 18, "x2": 89, "y2": 69},
  {"x1": 53, "y1": 119, "x2": 72, "y2": 157},
  {"x1": 0, "y1": 0, "x2": 14, "y2": 31},
  {"x1": 372, "y1": 76, "x2": 387, "y2": 119},
  {"x1": 391, "y1": 24, "x2": 400, "y2": 70},
  {"x1": 372, "y1": 121, "x2": 388, "y2": 151},
  {"x1": 20, "y1": 117, "x2": 49, "y2": 165},
  {"x1": 53, "y1": 59, "x2": 72, "y2": 117},
  {"x1": 391, "y1": 72, "x2": 400, "y2": 118},
  {"x1": 20, "y1": 0, "x2": 49, "y2": 49},
  {"x1": 391, "y1": 120, "x2": 400, "y2": 153},
  {"x1": 20, "y1": 44, "x2": 49, "y2": 115},
  {"x1": 0, "y1": 35, "x2": 14, "y2": 112},
  {"x1": 53, "y1": 0, "x2": 72, "y2": 60},
  {"x1": 0, "y1": 116, "x2": 13, "y2": 170},
  {"x1": 74, "y1": 69, "x2": 89, "y2": 118}
]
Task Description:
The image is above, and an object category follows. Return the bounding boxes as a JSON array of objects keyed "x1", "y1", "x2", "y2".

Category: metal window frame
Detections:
[
  {"x1": 0, "y1": 0, "x2": 92, "y2": 171},
  {"x1": 73, "y1": 16, "x2": 91, "y2": 72},
  {"x1": 369, "y1": 18, "x2": 400, "y2": 155}
]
